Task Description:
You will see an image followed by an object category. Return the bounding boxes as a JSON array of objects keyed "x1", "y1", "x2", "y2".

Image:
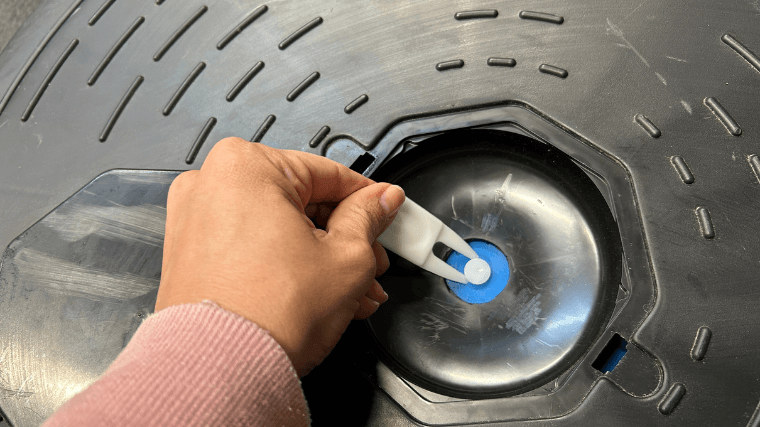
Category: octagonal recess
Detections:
[
  {"x1": 366, "y1": 129, "x2": 623, "y2": 399},
  {"x1": 337, "y1": 104, "x2": 658, "y2": 424}
]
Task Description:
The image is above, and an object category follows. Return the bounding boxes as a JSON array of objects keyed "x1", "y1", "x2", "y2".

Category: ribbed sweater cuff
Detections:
[{"x1": 43, "y1": 302, "x2": 310, "y2": 427}]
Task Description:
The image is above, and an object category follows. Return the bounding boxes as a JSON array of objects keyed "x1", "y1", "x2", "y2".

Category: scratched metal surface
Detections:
[
  {"x1": 0, "y1": 171, "x2": 173, "y2": 425},
  {"x1": 0, "y1": 0, "x2": 758, "y2": 425}
]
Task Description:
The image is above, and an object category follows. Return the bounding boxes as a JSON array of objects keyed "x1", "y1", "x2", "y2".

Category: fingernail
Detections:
[
  {"x1": 380, "y1": 185, "x2": 405, "y2": 216},
  {"x1": 369, "y1": 299, "x2": 380, "y2": 308}
]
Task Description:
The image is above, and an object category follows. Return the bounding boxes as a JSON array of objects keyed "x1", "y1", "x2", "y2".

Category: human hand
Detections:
[{"x1": 155, "y1": 138, "x2": 405, "y2": 376}]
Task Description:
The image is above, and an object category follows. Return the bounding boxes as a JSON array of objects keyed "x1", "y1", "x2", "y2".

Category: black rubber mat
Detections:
[{"x1": 0, "y1": 0, "x2": 759, "y2": 426}]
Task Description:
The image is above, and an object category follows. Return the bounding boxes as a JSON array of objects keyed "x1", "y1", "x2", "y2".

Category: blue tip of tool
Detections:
[{"x1": 445, "y1": 240, "x2": 510, "y2": 304}]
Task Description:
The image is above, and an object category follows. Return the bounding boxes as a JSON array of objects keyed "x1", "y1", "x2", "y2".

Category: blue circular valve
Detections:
[{"x1": 445, "y1": 240, "x2": 510, "y2": 304}]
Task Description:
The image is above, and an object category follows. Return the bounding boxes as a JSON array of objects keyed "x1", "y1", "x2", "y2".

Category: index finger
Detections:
[{"x1": 279, "y1": 149, "x2": 376, "y2": 207}]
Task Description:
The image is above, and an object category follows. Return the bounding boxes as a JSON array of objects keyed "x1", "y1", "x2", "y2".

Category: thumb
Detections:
[{"x1": 326, "y1": 183, "x2": 405, "y2": 243}]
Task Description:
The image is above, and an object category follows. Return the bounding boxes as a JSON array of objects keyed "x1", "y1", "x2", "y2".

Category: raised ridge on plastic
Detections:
[
  {"x1": 309, "y1": 126, "x2": 330, "y2": 148},
  {"x1": 705, "y1": 97, "x2": 741, "y2": 136},
  {"x1": 519, "y1": 11, "x2": 564, "y2": 24},
  {"x1": 226, "y1": 62, "x2": 264, "y2": 102},
  {"x1": 251, "y1": 114, "x2": 276, "y2": 142},
  {"x1": 88, "y1": 16, "x2": 145, "y2": 86},
  {"x1": 670, "y1": 156, "x2": 694, "y2": 184},
  {"x1": 658, "y1": 383, "x2": 686, "y2": 415},
  {"x1": 153, "y1": 6, "x2": 208, "y2": 61},
  {"x1": 286, "y1": 72, "x2": 320, "y2": 102},
  {"x1": 695, "y1": 207, "x2": 715, "y2": 239},
  {"x1": 278, "y1": 17, "x2": 323, "y2": 50},
  {"x1": 454, "y1": 10, "x2": 498, "y2": 20},
  {"x1": 722, "y1": 34, "x2": 760, "y2": 73},
  {"x1": 186, "y1": 117, "x2": 217, "y2": 164},
  {"x1": 344, "y1": 94, "x2": 368, "y2": 114},
  {"x1": 99, "y1": 75, "x2": 144, "y2": 142},
  {"x1": 21, "y1": 39, "x2": 78, "y2": 122},
  {"x1": 749, "y1": 155, "x2": 760, "y2": 184},
  {"x1": 216, "y1": 5, "x2": 268, "y2": 50},
  {"x1": 163, "y1": 62, "x2": 206, "y2": 116},
  {"x1": 539, "y1": 64, "x2": 568, "y2": 78},
  {"x1": 690, "y1": 326, "x2": 711, "y2": 361},
  {"x1": 487, "y1": 57, "x2": 516, "y2": 67},
  {"x1": 89, "y1": 0, "x2": 117, "y2": 26},
  {"x1": 436, "y1": 60, "x2": 464, "y2": 71},
  {"x1": 0, "y1": 0, "x2": 84, "y2": 116},
  {"x1": 635, "y1": 114, "x2": 661, "y2": 138},
  {"x1": 748, "y1": 401, "x2": 760, "y2": 427}
]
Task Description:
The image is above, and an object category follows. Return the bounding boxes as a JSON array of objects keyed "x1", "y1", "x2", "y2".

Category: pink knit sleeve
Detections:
[{"x1": 42, "y1": 302, "x2": 310, "y2": 427}]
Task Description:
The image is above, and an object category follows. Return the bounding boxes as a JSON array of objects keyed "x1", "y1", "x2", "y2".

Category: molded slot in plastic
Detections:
[
  {"x1": 592, "y1": 333, "x2": 628, "y2": 373},
  {"x1": 349, "y1": 152, "x2": 376, "y2": 174}
]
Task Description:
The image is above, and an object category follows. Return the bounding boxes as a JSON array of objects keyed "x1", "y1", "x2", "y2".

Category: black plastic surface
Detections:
[
  {"x1": 0, "y1": 0, "x2": 759, "y2": 426},
  {"x1": 367, "y1": 131, "x2": 622, "y2": 399}
]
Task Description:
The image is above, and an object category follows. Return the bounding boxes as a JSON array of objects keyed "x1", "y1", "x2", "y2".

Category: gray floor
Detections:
[{"x1": 0, "y1": 0, "x2": 45, "y2": 54}]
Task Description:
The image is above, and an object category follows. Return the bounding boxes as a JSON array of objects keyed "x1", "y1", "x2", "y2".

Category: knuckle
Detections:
[
  {"x1": 215, "y1": 136, "x2": 247, "y2": 153},
  {"x1": 167, "y1": 171, "x2": 197, "y2": 205},
  {"x1": 202, "y1": 138, "x2": 279, "y2": 188},
  {"x1": 205, "y1": 137, "x2": 255, "y2": 172},
  {"x1": 343, "y1": 240, "x2": 375, "y2": 267},
  {"x1": 209, "y1": 137, "x2": 241, "y2": 158}
]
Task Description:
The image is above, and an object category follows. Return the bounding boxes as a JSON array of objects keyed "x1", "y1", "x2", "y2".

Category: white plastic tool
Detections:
[
  {"x1": 464, "y1": 258, "x2": 491, "y2": 285},
  {"x1": 377, "y1": 198, "x2": 484, "y2": 283}
]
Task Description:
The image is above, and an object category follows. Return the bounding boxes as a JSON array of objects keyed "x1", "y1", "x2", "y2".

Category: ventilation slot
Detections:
[
  {"x1": 592, "y1": 333, "x2": 628, "y2": 373},
  {"x1": 349, "y1": 153, "x2": 376, "y2": 174}
]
